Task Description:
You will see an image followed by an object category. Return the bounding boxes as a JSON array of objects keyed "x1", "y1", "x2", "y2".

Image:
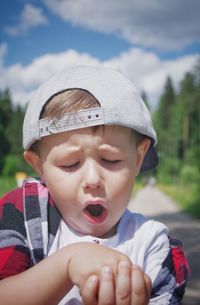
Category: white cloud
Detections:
[
  {"x1": 104, "y1": 48, "x2": 198, "y2": 108},
  {"x1": 5, "y1": 3, "x2": 48, "y2": 36},
  {"x1": 0, "y1": 46, "x2": 198, "y2": 109},
  {"x1": 0, "y1": 49, "x2": 100, "y2": 106},
  {"x1": 43, "y1": 0, "x2": 200, "y2": 51}
]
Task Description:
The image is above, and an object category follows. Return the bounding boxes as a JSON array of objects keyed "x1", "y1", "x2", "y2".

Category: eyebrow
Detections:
[
  {"x1": 52, "y1": 146, "x2": 82, "y2": 159},
  {"x1": 98, "y1": 144, "x2": 125, "y2": 154}
]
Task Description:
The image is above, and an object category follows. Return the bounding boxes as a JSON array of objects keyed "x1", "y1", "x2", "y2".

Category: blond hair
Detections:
[
  {"x1": 30, "y1": 89, "x2": 100, "y2": 151},
  {"x1": 40, "y1": 89, "x2": 100, "y2": 120}
]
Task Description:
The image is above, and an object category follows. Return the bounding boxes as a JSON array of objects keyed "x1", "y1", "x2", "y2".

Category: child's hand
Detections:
[
  {"x1": 81, "y1": 262, "x2": 151, "y2": 305},
  {"x1": 67, "y1": 242, "x2": 151, "y2": 305},
  {"x1": 67, "y1": 242, "x2": 131, "y2": 288}
]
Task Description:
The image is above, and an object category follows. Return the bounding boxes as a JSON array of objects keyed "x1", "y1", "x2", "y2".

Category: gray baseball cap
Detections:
[{"x1": 23, "y1": 65, "x2": 158, "y2": 172}]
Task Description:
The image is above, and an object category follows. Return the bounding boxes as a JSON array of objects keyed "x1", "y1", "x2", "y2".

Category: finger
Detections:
[
  {"x1": 98, "y1": 265, "x2": 115, "y2": 305},
  {"x1": 131, "y1": 266, "x2": 150, "y2": 305},
  {"x1": 116, "y1": 261, "x2": 131, "y2": 305},
  {"x1": 144, "y1": 273, "x2": 152, "y2": 300},
  {"x1": 81, "y1": 275, "x2": 99, "y2": 305}
]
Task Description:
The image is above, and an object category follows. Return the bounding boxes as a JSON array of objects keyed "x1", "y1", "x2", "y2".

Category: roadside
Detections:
[{"x1": 128, "y1": 185, "x2": 200, "y2": 305}]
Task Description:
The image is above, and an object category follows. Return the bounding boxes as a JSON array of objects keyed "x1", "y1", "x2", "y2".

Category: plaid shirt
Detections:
[{"x1": 0, "y1": 178, "x2": 189, "y2": 304}]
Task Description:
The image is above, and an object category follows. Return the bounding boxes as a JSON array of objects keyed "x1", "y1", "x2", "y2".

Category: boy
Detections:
[{"x1": 0, "y1": 66, "x2": 189, "y2": 304}]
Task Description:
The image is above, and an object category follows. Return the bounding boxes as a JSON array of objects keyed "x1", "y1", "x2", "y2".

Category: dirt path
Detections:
[{"x1": 128, "y1": 185, "x2": 200, "y2": 305}]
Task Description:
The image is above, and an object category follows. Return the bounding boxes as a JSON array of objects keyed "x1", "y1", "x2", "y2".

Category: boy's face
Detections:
[{"x1": 26, "y1": 125, "x2": 149, "y2": 238}]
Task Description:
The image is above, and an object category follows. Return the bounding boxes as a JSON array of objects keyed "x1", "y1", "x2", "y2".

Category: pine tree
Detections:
[
  {"x1": 6, "y1": 105, "x2": 25, "y2": 155},
  {"x1": 154, "y1": 77, "x2": 176, "y2": 158},
  {"x1": 0, "y1": 89, "x2": 13, "y2": 172},
  {"x1": 178, "y1": 72, "x2": 196, "y2": 163}
]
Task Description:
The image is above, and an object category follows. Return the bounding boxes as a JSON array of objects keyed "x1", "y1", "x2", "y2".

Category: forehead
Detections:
[{"x1": 40, "y1": 125, "x2": 134, "y2": 152}]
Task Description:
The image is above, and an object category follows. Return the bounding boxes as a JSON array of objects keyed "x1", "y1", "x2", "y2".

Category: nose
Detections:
[{"x1": 82, "y1": 159, "x2": 104, "y2": 190}]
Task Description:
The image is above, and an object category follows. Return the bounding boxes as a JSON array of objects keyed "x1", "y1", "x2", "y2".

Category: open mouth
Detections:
[
  {"x1": 86, "y1": 204, "x2": 104, "y2": 217},
  {"x1": 84, "y1": 203, "x2": 107, "y2": 224}
]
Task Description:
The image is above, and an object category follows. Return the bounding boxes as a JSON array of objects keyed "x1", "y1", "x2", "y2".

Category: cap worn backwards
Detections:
[{"x1": 23, "y1": 65, "x2": 158, "y2": 172}]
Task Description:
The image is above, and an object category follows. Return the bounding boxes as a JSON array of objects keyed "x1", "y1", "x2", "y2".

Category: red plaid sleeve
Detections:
[
  {"x1": 170, "y1": 237, "x2": 190, "y2": 286},
  {"x1": 0, "y1": 188, "x2": 32, "y2": 279},
  {"x1": 151, "y1": 237, "x2": 190, "y2": 304},
  {"x1": 0, "y1": 246, "x2": 30, "y2": 279}
]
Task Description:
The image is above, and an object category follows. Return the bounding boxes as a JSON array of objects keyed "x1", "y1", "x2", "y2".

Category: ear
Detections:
[
  {"x1": 23, "y1": 150, "x2": 44, "y2": 179},
  {"x1": 135, "y1": 138, "x2": 151, "y2": 176}
]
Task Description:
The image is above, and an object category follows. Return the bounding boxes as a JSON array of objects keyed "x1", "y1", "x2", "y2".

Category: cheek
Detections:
[
  {"x1": 42, "y1": 166, "x2": 78, "y2": 204},
  {"x1": 45, "y1": 177, "x2": 79, "y2": 219},
  {"x1": 108, "y1": 167, "x2": 136, "y2": 201}
]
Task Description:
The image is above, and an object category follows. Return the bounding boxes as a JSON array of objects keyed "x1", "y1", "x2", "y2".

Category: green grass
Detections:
[
  {"x1": 158, "y1": 183, "x2": 200, "y2": 219},
  {"x1": 0, "y1": 177, "x2": 16, "y2": 197}
]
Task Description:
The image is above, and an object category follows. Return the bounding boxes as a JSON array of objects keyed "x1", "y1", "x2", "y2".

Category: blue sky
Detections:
[{"x1": 0, "y1": 0, "x2": 199, "y2": 108}]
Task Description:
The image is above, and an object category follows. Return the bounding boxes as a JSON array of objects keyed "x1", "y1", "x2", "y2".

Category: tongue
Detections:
[{"x1": 86, "y1": 204, "x2": 104, "y2": 217}]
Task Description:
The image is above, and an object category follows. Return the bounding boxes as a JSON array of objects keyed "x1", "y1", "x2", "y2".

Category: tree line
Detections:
[
  {"x1": 0, "y1": 89, "x2": 28, "y2": 176},
  {"x1": 0, "y1": 60, "x2": 199, "y2": 186},
  {"x1": 153, "y1": 59, "x2": 200, "y2": 185}
]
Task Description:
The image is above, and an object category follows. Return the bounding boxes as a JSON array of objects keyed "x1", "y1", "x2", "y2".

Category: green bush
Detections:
[
  {"x1": 180, "y1": 165, "x2": 200, "y2": 185},
  {"x1": 2, "y1": 154, "x2": 31, "y2": 177},
  {"x1": 157, "y1": 157, "x2": 181, "y2": 183},
  {"x1": 0, "y1": 177, "x2": 16, "y2": 197}
]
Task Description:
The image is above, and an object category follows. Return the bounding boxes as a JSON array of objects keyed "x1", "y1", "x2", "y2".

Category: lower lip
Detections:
[{"x1": 83, "y1": 208, "x2": 108, "y2": 224}]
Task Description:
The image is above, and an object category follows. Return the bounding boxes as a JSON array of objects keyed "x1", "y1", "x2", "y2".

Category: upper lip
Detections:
[{"x1": 83, "y1": 199, "x2": 107, "y2": 210}]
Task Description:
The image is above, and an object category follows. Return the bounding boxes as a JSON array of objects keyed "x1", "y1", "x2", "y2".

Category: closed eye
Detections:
[
  {"x1": 60, "y1": 162, "x2": 80, "y2": 171},
  {"x1": 101, "y1": 158, "x2": 121, "y2": 164}
]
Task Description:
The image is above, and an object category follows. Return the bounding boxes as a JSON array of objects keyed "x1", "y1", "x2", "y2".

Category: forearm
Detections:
[
  {"x1": 0, "y1": 246, "x2": 73, "y2": 305},
  {"x1": 0, "y1": 242, "x2": 137, "y2": 305}
]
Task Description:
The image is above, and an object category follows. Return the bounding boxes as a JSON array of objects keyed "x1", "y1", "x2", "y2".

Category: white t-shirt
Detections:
[{"x1": 48, "y1": 209, "x2": 170, "y2": 305}]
